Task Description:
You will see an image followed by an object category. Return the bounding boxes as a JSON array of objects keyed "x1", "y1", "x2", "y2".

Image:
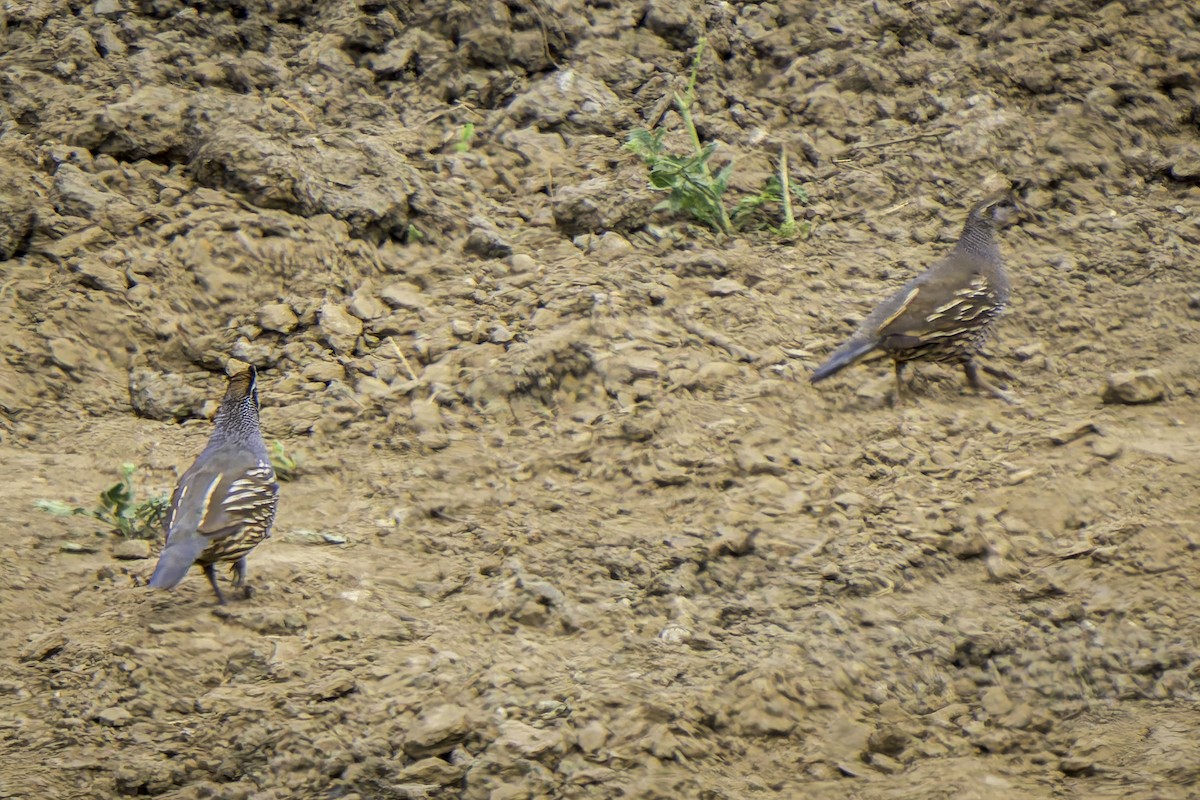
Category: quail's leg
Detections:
[
  {"x1": 893, "y1": 361, "x2": 907, "y2": 405},
  {"x1": 979, "y1": 362, "x2": 1017, "y2": 382},
  {"x1": 964, "y1": 360, "x2": 1018, "y2": 404},
  {"x1": 232, "y1": 557, "x2": 254, "y2": 599},
  {"x1": 203, "y1": 563, "x2": 228, "y2": 605}
]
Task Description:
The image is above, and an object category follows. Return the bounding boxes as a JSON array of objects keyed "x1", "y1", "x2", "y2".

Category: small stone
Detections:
[
  {"x1": 998, "y1": 703, "x2": 1034, "y2": 730},
  {"x1": 495, "y1": 720, "x2": 561, "y2": 758},
  {"x1": 97, "y1": 706, "x2": 133, "y2": 727},
  {"x1": 1167, "y1": 143, "x2": 1200, "y2": 181},
  {"x1": 592, "y1": 231, "x2": 633, "y2": 260},
  {"x1": 398, "y1": 757, "x2": 465, "y2": 786},
  {"x1": 311, "y1": 669, "x2": 357, "y2": 701},
  {"x1": 128, "y1": 369, "x2": 208, "y2": 422},
  {"x1": 688, "y1": 361, "x2": 741, "y2": 390},
  {"x1": 644, "y1": 0, "x2": 697, "y2": 48},
  {"x1": 509, "y1": 253, "x2": 537, "y2": 273},
  {"x1": 980, "y1": 686, "x2": 1014, "y2": 716},
  {"x1": 303, "y1": 361, "x2": 346, "y2": 383},
  {"x1": 1090, "y1": 438, "x2": 1122, "y2": 460},
  {"x1": 1049, "y1": 422, "x2": 1100, "y2": 445},
  {"x1": 355, "y1": 375, "x2": 392, "y2": 400},
  {"x1": 404, "y1": 704, "x2": 468, "y2": 757},
  {"x1": 112, "y1": 540, "x2": 152, "y2": 560},
  {"x1": 1013, "y1": 342, "x2": 1044, "y2": 361},
  {"x1": 19, "y1": 633, "x2": 68, "y2": 662},
  {"x1": 577, "y1": 720, "x2": 608, "y2": 753},
  {"x1": 735, "y1": 448, "x2": 785, "y2": 476},
  {"x1": 869, "y1": 752, "x2": 902, "y2": 774},
  {"x1": 832, "y1": 491, "x2": 865, "y2": 508},
  {"x1": 48, "y1": 338, "x2": 88, "y2": 374},
  {"x1": 709, "y1": 278, "x2": 746, "y2": 296},
  {"x1": 257, "y1": 303, "x2": 299, "y2": 334},
  {"x1": 93, "y1": 0, "x2": 124, "y2": 16},
  {"x1": 318, "y1": 303, "x2": 363, "y2": 354},
  {"x1": 379, "y1": 282, "x2": 426, "y2": 310},
  {"x1": 230, "y1": 339, "x2": 277, "y2": 367},
  {"x1": 1102, "y1": 369, "x2": 1165, "y2": 405},
  {"x1": 1059, "y1": 756, "x2": 1095, "y2": 776},
  {"x1": 489, "y1": 324, "x2": 514, "y2": 344},
  {"x1": 463, "y1": 227, "x2": 513, "y2": 258},
  {"x1": 348, "y1": 293, "x2": 388, "y2": 322}
]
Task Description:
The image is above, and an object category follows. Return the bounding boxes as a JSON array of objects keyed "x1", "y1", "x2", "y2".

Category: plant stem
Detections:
[
  {"x1": 672, "y1": 38, "x2": 733, "y2": 235},
  {"x1": 778, "y1": 145, "x2": 796, "y2": 237}
]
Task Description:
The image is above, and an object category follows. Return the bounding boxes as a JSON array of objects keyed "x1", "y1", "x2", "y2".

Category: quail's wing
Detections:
[
  {"x1": 871, "y1": 256, "x2": 1000, "y2": 340},
  {"x1": 166, "y1": 460, "x2": 279, "y2": 544}
]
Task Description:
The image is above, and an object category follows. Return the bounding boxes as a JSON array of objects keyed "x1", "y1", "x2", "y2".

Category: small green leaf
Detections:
[
  {"x1": 712, "y1": 162, "x2": 734, "y2": 196},
  {"x1": 35, "y1": 499, "x2": 87, "y2": 516}
]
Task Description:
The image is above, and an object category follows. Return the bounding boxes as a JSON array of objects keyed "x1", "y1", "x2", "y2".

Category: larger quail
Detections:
[
  {"x1": 148, "y1": 367, "x2": 279, "y2": 604},
  {"x1": 810, "y1": 194, "x2": 1017, "y2": 403}
]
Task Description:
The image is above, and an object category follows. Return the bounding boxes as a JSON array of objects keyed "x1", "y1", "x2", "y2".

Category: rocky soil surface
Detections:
[{"x1": 1, "y1": 0, "x2": 1199, "y2": 798}]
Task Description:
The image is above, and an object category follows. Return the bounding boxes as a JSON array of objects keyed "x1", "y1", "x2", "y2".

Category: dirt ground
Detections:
[{"x1": 1, "y1": 0, "x2": 1199, "y2": 797}]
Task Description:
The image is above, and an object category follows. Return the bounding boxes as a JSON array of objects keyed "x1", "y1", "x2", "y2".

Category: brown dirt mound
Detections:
[{"x1": 2, "y1": 0, "x2": 1199, "y2": 798}]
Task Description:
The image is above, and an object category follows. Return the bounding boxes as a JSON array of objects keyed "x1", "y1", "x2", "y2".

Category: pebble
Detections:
[
  {"x1": 303, "y1": 360, "x2": 346, "y2": 383},
  {"x1": 1102, "y1": 369, "x2": 1165, "y2": 404},
  {"x1": 257, "y1": 303, "x2": 299, "y2": 334},
  {"x1": 348, "y1": 292, "x2": 388, "y2": 322},
  {"x1": 576, "y1": 720, "x2": 608, "y2": 753},
  {"x1": 398, "y1": 757, "x2": 465, "y2": 785},
  {"x1": 832, "y1": 491, "x2": 866, "y2": 508},
  {"x1": 379, "y1": 282, "x2": 426, "y2": 310},
  {"x1": 495, "y1": 720, "x2": 561, "y2": 758},
  {"x1": 867, "y1": 726, "x2": 911, "y2": 756},
  {"x1": 318, "y1": 302, "x2": 362, "y2": 354},
  {"x1": 310, "y1": 670, "x2": 357, "y2": 701},
  {"x1": 404, "y1": 704, "x2": 468, "y2": 757},
  {"x1": 112, "y1": 539, "x2": 152, "y2": 560},
  {"x1": 463, "y1": 226, "x2": 513, "y2": 258},
  {"x1": 688, "y1": 361, "x2": 741, "y2": 390},
  {"x1": 1090, "y1": 438, "x2": 1122, "y2": 460},
  {"x1": 591, "y1": 232, "x2": 633, "y2": 260},
  {"x1": 980, "y1": 685, "x2": 1014, "y2": 716},
  {"x1": 97, "y1": 706, "x2": 133, "y2": 727},
  {"x1": 509, "y1": 253, "x2": 537, "y2": 273},
  {"x1": 709, "y1": 278, "x2": 747, "y2": 296}
]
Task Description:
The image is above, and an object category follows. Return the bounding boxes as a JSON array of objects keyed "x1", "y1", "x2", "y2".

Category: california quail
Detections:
[
  {"x1": 810, "y1": 194, "x2": 1018, "y2": 403},
  {"x1": 148, "y1": 367, "x2": 279, "y2": 604}
]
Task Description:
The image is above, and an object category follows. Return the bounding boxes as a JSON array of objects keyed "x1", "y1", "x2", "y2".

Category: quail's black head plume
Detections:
[
  {"x1": 148, "y1": 366, "x2": 279, "y2": 604},
  {"x1": 811, "y1": 193, "x2": 1019, "y2": 403}
]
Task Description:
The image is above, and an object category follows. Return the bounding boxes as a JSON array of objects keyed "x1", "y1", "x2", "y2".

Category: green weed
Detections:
[
  {"x1": 455, "y1": 122, "x2": 475, "y2": 153},
  {"x1": 624, "y1": 38, "x2": 810, "y2": 239},
  {"x1": 36, "y1": 463, "x2": 169, "y2": 540},
  {"x1": 270, "y1": 441, "x2": 300, "y2": 482}
]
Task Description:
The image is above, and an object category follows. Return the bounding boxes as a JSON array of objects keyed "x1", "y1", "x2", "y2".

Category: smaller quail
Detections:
[
  {"x1": 811, "y1": 193, "x2": 1019, "y2": 403},
  {"x1": 148, "y1": 367, "x2": 279, "y2": 604}
]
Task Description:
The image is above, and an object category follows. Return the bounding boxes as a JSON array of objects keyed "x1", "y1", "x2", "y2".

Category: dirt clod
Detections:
[{"x1": 1102, "y1": 369, "x2": 1166, "y2": 404}]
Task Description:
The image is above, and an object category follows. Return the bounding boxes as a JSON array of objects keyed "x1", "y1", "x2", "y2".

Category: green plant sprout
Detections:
[
  {"x1": 455, "y1": 122, "x2": 475, "y2": 153},
  {"x1": 36, "y1": 463, "x2": 169, "y2": 540},
  {"x1": 270, "y1": 441, "x2": 300, "y2": 482},
  {"x1": 624, "y1": 38, "x2": 810, "y2": 239}
]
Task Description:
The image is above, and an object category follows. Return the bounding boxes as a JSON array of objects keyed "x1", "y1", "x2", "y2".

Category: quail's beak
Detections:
[{"x1": 995, "y1": 201, "x2": 1022, "y2": 228}]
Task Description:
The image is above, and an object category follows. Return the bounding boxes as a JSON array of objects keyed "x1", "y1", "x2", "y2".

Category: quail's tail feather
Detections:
[
  {"x1": 148, "y1": 537, "x2": 208, "y2": 590},
  {"x1": 810, "y1": 338, "x2": 880, "y2": 383}
]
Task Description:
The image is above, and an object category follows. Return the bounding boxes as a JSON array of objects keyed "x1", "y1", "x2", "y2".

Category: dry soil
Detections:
[{"x1": 1, "y1": 0, "x2": 1200, "y2": 798}]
